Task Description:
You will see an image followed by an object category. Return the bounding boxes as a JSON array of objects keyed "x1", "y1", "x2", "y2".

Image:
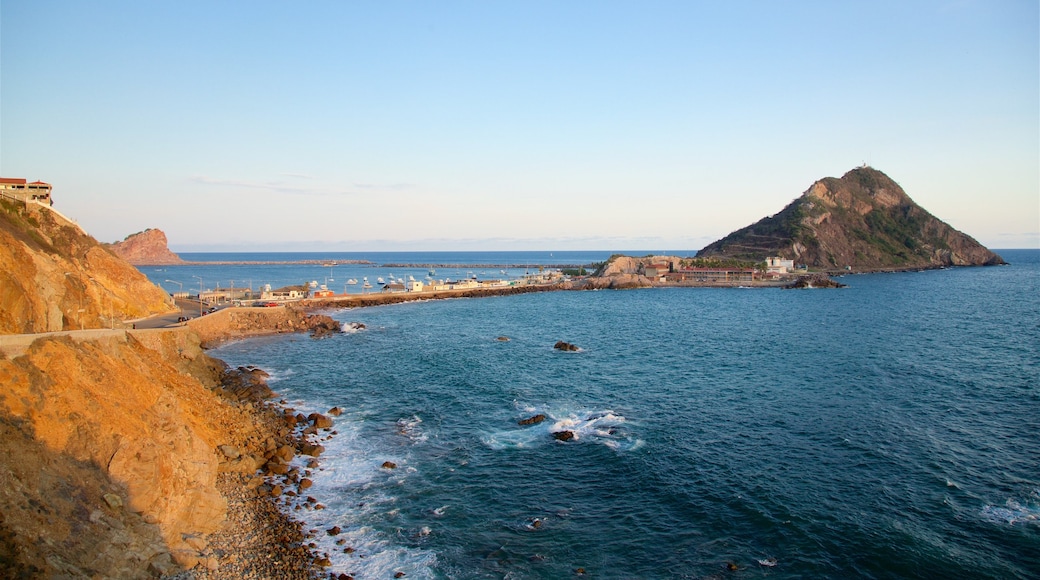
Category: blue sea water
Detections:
[
  {"x1": 209, "y1": 250, "x2": 1040, "y2": 579},
  {"x1": 145, "y1": 251, "x2": 621, "y2": 296}
]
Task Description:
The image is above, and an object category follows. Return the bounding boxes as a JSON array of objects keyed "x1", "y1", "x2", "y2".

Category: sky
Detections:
[{"x1": 1, "y1": 0, "x2": 1037, "y2": 252}]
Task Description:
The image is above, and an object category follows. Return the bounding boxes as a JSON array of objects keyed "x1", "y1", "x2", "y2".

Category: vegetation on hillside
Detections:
[{"x1": 697, "y1": 166, "x2": 1002, "y2": 269}]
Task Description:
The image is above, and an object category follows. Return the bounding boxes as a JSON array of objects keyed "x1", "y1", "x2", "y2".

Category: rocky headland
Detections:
[
  {"x1": 697, "y1": 166, "x2": 1005, "y2": 271},
  {"x1": 107, "y1": 228, "x2": 186, "y2": 266}
]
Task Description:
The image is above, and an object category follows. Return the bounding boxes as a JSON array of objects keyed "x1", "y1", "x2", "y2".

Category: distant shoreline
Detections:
[
  {"x1": 166, "y1": 260, "x2": 592, "y2": 268},
  {"x1": 178, "y1": 259, "x2": 375, "y2": 266}
]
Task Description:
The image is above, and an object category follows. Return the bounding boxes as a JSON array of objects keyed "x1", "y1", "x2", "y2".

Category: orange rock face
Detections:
[
  {"x1": 108, "y1": 228, "x2": 185, "y2": 266},
  {"x1": 0, "y1": 204, "x2": 175, "y2": 334},
  {"x1": 0, "y1": 330, "x2": 263, "y2": 574}
]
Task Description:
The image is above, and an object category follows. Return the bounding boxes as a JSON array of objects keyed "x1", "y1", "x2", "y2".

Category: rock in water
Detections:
[
  {"x1": 554, "y1": 341, "x2": 580, "y2": 351},
  {"x1": 518, "y1": 414, "x2": 547, "y2": 426},
  {"x1": 552, "y1": 431, "x2": 576, "y2": 441},
  {"x1": 783, "y1": 274, "x2": 847, "y2": 289}
]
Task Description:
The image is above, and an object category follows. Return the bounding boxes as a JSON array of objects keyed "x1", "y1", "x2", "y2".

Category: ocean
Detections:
[
  {"x1": 147, "y1": 251, "x2": 624, "y2": 297},
  {"x1": 170, "y1": 250, "x2": 1038, "y2": 579}
]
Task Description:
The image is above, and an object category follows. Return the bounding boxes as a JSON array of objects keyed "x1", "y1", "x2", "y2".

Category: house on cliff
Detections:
[{"x1": 0, "y1": 177, "x2": 52, "y2": 205}]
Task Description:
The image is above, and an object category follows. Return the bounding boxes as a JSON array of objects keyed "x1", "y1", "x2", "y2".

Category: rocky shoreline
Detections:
[
  {"x1": 173, "y1": 365, "x2": 338, "y2": 579},
  {"x1": 177, "y1": 318, "x2": 349, "y2": 578}
]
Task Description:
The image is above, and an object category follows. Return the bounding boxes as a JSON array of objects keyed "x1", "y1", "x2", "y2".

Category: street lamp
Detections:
[
  {"x1": 165, "y1": 279, "x2": 186, "y2": 318},
  {"x1": 191, "y1": 275, "x2": 203, "y2": 318}
]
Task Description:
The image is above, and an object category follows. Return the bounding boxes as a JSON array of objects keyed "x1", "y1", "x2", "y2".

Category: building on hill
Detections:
[
  {"x1": 766, "y1": 256, "x2": 795, "y2": 274},
  {"x1": 0, "y1": 178, "x2": 52, "y2": 205}
]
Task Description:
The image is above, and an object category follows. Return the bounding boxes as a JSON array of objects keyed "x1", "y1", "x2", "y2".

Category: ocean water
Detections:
[
  {"x1": 211, "y1": 250, "x2": 1040, "y2": 579},
  {"x1": 146, "y1": 251, "x2": 624, "y2": 296}
]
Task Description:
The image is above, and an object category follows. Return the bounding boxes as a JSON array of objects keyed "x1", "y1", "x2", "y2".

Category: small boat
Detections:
[
  {"x1": 377, "y1": 277, "x2": 385, "y2": 284},
  {"x1": 346, "y1": 279, "x2": 358, "y2": 285}
]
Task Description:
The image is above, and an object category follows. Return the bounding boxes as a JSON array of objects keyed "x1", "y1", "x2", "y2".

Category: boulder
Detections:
[
  {"x1": 265, "y1": 462, "x2": 290, "y2": 476},
  {"x1": 103, "y1": 493, "x2": 123, "y2": 510},
  {"x1": 552, "y1": 431, "x2": 576, "y2": 442},
  {"x1": 307, "y1": 314, "x2": 343, "y2": 339},
  {"x1": 381, "y1": 461, "x2": 397, "y2": 469},
  {"x1": 309, "y1": 413, "x2": 334, "y2": 429},
  {"x1": 518, "y1": 414, "x2": 546, "y2": 426},
  {"x1": 554, "y1": 341, "x2": 580, "y2": 352},
  {"x1": 218, "y1": 445, "x2": 240, "y2": 460},
  {"x1": 299, "y1": 443, "x2": 325, "y2": 457},
  {"x1": 219, "y1": 366, "x2": 274, "y2": 402}
]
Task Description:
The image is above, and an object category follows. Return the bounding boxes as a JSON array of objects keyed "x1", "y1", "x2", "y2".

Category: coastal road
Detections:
[{"x1": 132, "y1": 298, "x2": 224, "y2": 329}]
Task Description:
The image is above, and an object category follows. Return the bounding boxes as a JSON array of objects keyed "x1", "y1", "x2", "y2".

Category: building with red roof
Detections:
[{"x1": 0, "y1": 178, "x2": 52, "y2": 205}]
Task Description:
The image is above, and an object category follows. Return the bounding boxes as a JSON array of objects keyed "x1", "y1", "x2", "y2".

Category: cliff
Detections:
[
  {"x1": 108, "y1": 228, "x2": 186, "y2": 266},
  {"x1": 0, "y1": 200, "x2": 337, "y2": 576},
  {"x1": 0, "y1": 329, "x2": 239, "y2": 575},
  {"x1": 696, "y1": 167, "x2": 1006, "y2": 270},
  {"x1": 0, "y1": 200, "x2": 176, "y2": 334}
]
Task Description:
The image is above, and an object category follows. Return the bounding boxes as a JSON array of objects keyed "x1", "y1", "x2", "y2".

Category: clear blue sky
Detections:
[{"x1": 2, "y1": 0, "x2": 1037, "y2": 251}]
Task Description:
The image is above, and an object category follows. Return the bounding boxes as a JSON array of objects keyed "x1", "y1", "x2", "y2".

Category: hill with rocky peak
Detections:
[
  {"x1": 108, "y1": 228, "x2": 185, "y2": 265},
  {"x1": 0, "y1": 199, "x2": 175, "y2": 334},
  {"x1": 697, "y1": 167, "x2": 1005, "y2": 270}
]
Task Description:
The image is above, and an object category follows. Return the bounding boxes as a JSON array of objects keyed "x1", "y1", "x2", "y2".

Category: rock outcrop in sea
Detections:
[
  {"x1": 107, "y1": 228, "x2": 186, "y2": 265},
  {"x1": 696, "y1": 166, "x2": 1005, "y2": 270}
]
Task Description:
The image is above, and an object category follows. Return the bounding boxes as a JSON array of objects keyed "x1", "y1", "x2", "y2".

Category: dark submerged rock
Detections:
[
  {"x1": 782, "y1": 274, "x2": 847, "y2": 289},
  {"x1": 518, "y1": 414, "x2": 547, "y2": 426}
]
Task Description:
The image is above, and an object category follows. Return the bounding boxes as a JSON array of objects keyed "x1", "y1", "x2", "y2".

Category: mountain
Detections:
[
  {"x1": 696, "y1": 167, "x2": 1005, "y2": 270},
  {"x1": 108, "y1": 228, "x2": 185, "y2": 265},
  {"x1": 0, "y1": 198, "x2": 175, "y2": 334}
]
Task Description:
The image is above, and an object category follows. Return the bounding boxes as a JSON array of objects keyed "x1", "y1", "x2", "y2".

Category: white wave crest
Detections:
[
  {"x1": 485, "y1": 406, "x2": 640, "y2": 451},
  {"x1": 981, "y1": 495, "x2": 1040, "y2": 526}
]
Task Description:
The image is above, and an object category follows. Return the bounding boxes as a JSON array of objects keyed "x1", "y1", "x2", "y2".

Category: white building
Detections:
[{"x1": 766, "y1": 256, "x2": 795, "y2": 274}]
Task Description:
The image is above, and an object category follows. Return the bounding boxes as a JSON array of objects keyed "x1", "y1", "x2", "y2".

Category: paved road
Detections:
[{"x1": 132, "y1": 299, "x2": 229, "y2": 329}]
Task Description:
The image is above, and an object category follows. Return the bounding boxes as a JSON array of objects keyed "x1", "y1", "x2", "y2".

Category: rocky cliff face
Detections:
[
  {"x1": 0, "y1": 200, "x2": 176, "y2": 334},
  {"x1": 697, "y1": 167, "x2": 1005, "y2": 270},
  {"x1": 108, "y1": 228, "x2": 185, "y2": 266},
  {"x1": 0, "y1": 329, "x2": 268, "y2": 576}
]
